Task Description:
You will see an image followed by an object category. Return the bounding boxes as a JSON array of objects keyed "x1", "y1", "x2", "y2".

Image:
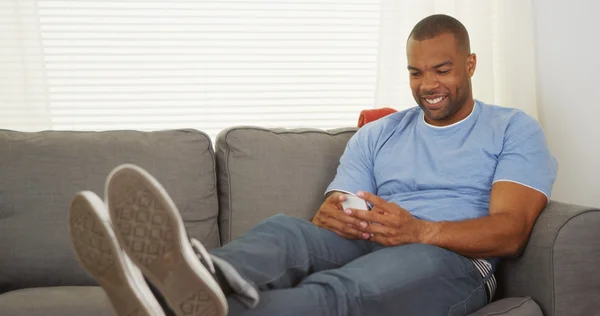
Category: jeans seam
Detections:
[
  {"x1": 308, "y1": 251, "x2": 344, "y2": 266},
  {"x1": 255, "y1": 222, "x2": 346, "y2": 288},
  {"x1": 447, "y1": 284, "x2": 485, "y2": 316},
  {"x1": 255, "y1": 251, "x2": 344, "y2": 288},
  {"x1": 256, "y1": 258, "x2": 310, "y2": 288},
  {"x1": 305, "y1": 225, "x2": 346, "y2": 266}
]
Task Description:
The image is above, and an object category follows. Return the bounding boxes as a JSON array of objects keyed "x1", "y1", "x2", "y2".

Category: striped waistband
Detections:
[{"x1": 468, "y1": 258, "x2": 497, "y2": 302}]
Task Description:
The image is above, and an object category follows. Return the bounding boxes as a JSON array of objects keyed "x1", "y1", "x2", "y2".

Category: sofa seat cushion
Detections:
[
  {"x1": 0, "y1": 286, "x2": 114, "y2": 316},
  {"x1": 468, "y1": 297, "x2": 543, "y2": 316},
  {"x1": 0, "y1": 129, "x2": 220, "y2": 293}
]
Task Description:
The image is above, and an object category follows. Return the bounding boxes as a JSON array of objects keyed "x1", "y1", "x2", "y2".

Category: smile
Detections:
[{"x1": 425, "y1": 96, "x2": 446, "y2": 104}]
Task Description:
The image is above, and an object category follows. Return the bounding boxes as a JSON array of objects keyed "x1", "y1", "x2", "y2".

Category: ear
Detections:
[{"x1": 466, "y1": 53, "x2": 477, "y2": 77}]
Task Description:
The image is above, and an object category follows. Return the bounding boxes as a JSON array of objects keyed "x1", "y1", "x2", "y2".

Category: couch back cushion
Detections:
[
  {"x1": 0, "y1": 129, "x2": 220, "y2": 293},
  {"x1": 215, "y1": 126, "x2": 356, "y2": 243}
]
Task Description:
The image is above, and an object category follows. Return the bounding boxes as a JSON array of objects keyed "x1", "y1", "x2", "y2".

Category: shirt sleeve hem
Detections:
[
  {"x1": 492, "y1": 179, "x2": 550, "y2": 203},
  {"x1": 324, "y1": 188, "x2": 356, "y2": 197}
]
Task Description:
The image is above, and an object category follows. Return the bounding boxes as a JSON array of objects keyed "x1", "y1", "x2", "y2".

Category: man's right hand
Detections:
[{"x1": 312, "y1": 192, "x2": 369, "y2": 240}]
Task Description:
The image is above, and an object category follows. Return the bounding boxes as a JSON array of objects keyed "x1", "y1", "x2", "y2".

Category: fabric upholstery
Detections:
[
  {"x1": 0, "y1": 286, "x2": 113, "y2": 316},
  {"x1": 496, "y1": 201, "x2": 600, "y2": 316},
  {"x1": 3, "y1": 127, "x2": 600, "y2": 316},
  {"x1": 467, "y1": 297, "x2": 542, "y2": 316},
  {"x1": 0, "y1": 129, "x2": 220, "y2": 294},
  {"x1": 215, "y1": 126, "x2": 356, "y2": 243}
]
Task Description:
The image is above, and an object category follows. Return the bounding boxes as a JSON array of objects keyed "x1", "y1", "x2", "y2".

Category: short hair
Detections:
[{"x1": 408, "y1": 14, "x2": 471, "y2": 54}]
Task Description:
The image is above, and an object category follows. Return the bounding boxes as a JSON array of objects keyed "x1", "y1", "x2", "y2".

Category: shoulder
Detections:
[
  {"x1": 477, "y1": 101, "x2": 543, "y2": 139},
  {"x1": 358, "y1": 107, "x2": 420, "y2": 137},
  {"x1": 347, "y1": 107, "x2": 419, "y2": 152}
]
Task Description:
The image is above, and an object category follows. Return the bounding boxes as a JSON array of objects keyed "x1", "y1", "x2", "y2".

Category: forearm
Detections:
[{"x1": 420, "y1": 213, "x2": 528, "y2": 258}]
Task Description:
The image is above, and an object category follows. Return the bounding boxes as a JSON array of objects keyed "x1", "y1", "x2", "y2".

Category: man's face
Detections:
[{"x1": 407, "y1": 33, "x2": 476, "y2": 126}]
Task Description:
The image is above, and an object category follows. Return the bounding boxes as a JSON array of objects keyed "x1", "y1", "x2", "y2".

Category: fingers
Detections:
[
  {"x1": 319, "y1": 191, "x2": 399, "y2": 241},
  {"x1": 322, "y1": 198, "x2": 365, "y2": 228},
  {"x1": 356, "y1": 191, "x2": 388, "y2": 208},
  {"x1": 338, "y1": 210, "x2": 368, "y2": 228},
  {"x1": 348, "y1": 208, "x2": 387, "y2": 225},
  {"x1": 370, "y1": 205, "x2": 387, "y2": 215},
  {"x1": 321, "y1": 215, "x2": 366, "y2": 239},
  {"x1": 364, "y1": 221, "x2": 395, "y2": 236}
]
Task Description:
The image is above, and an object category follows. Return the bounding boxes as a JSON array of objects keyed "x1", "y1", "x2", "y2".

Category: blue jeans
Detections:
[{"x1": 210, "y1": 214, "x2": 488, "y2": 316}]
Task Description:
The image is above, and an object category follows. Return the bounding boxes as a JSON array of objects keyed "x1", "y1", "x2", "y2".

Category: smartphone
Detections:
[{"x1": 341, "y1": 194, "x2": 370, "y2": 211}]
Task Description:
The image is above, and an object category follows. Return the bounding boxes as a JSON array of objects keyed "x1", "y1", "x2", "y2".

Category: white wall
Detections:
[{"x1": 533, "y1": 0, "x2": 600, "y2": 207}]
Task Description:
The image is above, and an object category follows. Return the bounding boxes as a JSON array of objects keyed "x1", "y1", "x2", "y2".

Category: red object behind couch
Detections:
[{"x1": 357, "y1": 107, "x2": 397, "y2": 128}]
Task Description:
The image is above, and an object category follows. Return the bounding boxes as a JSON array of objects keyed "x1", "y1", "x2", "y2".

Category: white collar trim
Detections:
[{"x1": 422, "y1": 100, "x2": 478, "y2": 129}]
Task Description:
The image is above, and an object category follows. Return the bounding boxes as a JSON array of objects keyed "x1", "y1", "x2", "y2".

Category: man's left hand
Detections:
[{"x1": 346, "y1": 191, "x2": 430, "y2": 247}]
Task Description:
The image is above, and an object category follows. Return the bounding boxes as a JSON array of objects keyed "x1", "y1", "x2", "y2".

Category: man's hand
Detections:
[
  {"x1": 312, "y1": 192, "x2": 371, "y2": 240},
  {"x1": 347, "y1": 191, "x2": 429, "y2": 246}
]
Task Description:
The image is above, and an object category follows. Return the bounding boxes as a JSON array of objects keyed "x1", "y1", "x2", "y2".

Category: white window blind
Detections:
[{"x1": 4, "y1": 0, "x2": 381, "y2": 140}]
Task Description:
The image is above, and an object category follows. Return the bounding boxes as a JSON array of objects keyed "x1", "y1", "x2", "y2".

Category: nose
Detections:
[{"x1": 420, "y1": 72, "x2": 439, "y2": 91}]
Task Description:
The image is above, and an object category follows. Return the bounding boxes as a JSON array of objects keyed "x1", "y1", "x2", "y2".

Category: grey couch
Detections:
[{"x1": 0, "y1": 127, "x2": 598, "y2": 316}]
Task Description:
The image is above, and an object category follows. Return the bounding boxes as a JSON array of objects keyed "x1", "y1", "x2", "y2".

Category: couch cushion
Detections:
[
  {"x1": 215, "y1": 126, "x2": 356, "y2": 243},
  {"x1": 0, "y1": 286, "x2": 114, "y2": 316},
  {"x1": 0, "y1": 129, "x2": 219, "y2": 293},
  {"x1": 468, "y1": 297, "x2": 543, "y2": 316}
]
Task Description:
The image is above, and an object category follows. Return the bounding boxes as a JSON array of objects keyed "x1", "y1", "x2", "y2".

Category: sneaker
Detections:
[
  {"x1": 69, "y1": 191, "x2": 166, "y2": 316},
  {"x1": 105, "y1": 164, "x2": 228, "y2": 316}
]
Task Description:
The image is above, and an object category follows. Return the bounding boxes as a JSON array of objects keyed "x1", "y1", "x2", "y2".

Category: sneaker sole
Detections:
[
  {"x1": 106, "y1": 165, "x2": 227, "y2": 316},
  {"x1": 69, "y1": 191, "x2": 164, "y2": 316}
]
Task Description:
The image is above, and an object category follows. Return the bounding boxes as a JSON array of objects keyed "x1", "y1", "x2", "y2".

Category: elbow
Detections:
[
  {"x1": 504, "y1": 242, "x2": 524, "y2": 258},
  {"x1": 501, "y1": 218, "x2": 533, "y2": 258},
  {"x1": 503, "y1": 233, "x2": 530, "y2": 258}
]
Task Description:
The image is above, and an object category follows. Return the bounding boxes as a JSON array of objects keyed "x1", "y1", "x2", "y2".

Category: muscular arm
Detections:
[
  {"x1": 354, "y1": 181, "x2": 548, "y2": 258},
  {"x1": 420, "y1": 181, "x2": 547, "y2": 258}
]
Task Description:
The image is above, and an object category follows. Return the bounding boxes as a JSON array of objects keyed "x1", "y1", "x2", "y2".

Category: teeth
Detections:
[{"x1": 426, "y1": 96, "x2": 444, "y2": 104}]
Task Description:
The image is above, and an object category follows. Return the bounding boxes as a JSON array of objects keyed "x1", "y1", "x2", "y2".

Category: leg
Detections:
[
  {"x1": 104, "y1": 164, "x2": 373, "y2": 315},
  {"x1": 226, "y1": 244, "x2": 487, "y2": 316},
  {"x1": 210, "y1": 214, "x2": 372, "y2": 290}
]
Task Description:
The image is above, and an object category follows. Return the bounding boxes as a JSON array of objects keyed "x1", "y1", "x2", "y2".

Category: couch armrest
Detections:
[
  {"x1": 468, "y1": 297, "x2": 542, "y2": 316},
  {"x1": 496, "y1": 201, "x2": 600, "y2": 316}
]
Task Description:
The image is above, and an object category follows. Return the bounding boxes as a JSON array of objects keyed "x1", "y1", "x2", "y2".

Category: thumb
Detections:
[{"x1": 327, "y1": 192, "x2": 345, "y2": 208}]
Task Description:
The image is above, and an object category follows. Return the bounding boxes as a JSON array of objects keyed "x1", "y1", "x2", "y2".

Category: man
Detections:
[{"x1": 69, "y1": 14, "x2": 557, "y2": 316}]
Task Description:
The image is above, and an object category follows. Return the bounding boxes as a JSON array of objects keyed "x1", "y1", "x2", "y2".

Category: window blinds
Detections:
[{"x1": 3, "y1": 0, "x2": 381, "y2": 139}]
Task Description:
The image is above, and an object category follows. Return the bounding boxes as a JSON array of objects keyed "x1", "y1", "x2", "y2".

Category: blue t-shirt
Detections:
[{"x1": 327, "y1": 100, "x2": 558, "y2": 222}]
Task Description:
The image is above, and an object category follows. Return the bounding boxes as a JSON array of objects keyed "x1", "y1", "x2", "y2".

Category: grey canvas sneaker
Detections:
[
  {"x1": 105, "y1": 164, "x2": 228, "y2": 316},
  {"x1": 69, "y1": 191, "x2": 166, "y2": 316}
]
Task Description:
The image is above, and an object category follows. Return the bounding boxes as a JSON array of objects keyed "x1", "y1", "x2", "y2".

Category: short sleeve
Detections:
[
  {"x1": 325, "y1": 126, "x2": 377, "y2": 196},
  {"x1": 492, "y1": 113, "x2": 558, "y2": 199}
]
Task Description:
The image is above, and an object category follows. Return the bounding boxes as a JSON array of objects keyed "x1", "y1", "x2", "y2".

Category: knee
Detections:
[
  {"x1": 263, "y1": 213, "x2": 309, "y2": 225},
  {"x1": 263, "y1": 213, "x2": 292, "y2": 225},
  {"x1": 258, "y1": 214, "x2": 310, "y2": 232},
  {"x1": 268, "y1": 213, "x2": 289, "y2": 220}
]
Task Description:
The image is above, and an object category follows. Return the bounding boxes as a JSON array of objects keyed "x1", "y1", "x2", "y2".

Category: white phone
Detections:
[{"x1": 341, "y1": 194, "x2": 370, "y2": 211}]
